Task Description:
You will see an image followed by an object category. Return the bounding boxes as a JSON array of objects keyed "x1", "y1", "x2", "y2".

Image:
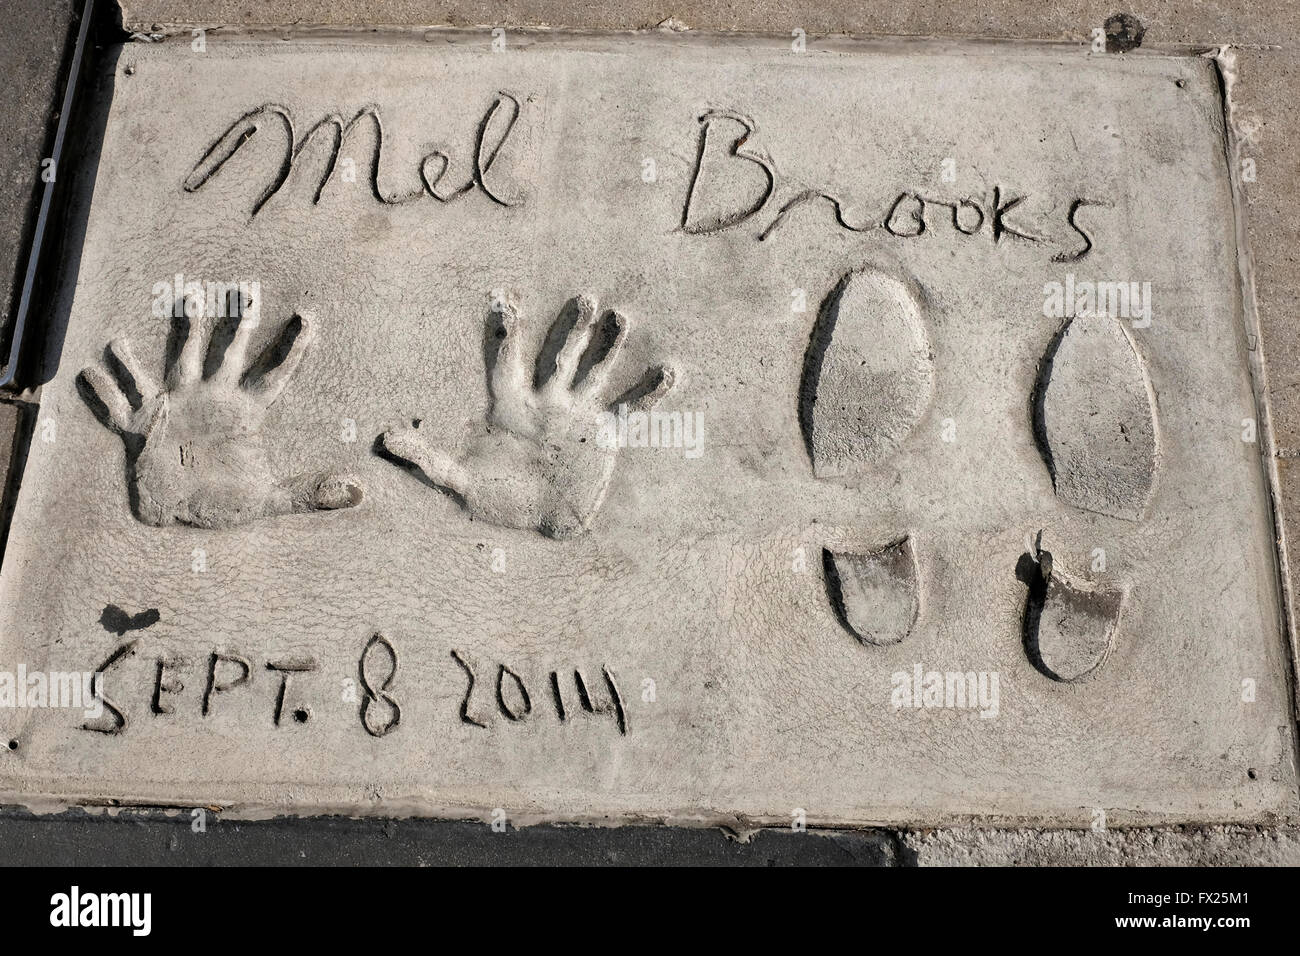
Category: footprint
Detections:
[
  {"x1": 1033, "y1": 316, "x2": 1157, "y2": 520},
  {"x1": 800, "y1": 269, "x2": 934, "y2": 477},
  {"x1": 1019, "y1": 537, "x2": 1125, "y2": 682},
  {"x1": 822, "y1": 535, "x2": 920, "y2": 646}
]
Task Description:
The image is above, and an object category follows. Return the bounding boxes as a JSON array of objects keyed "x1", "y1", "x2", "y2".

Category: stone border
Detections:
[{"x1": 4, "y1": 806, "x2": 1298, "y2": 865}]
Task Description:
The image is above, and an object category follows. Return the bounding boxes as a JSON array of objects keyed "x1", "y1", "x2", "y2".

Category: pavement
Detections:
[{"x1": 0, "y1": 0, "x2": 1296, "y2": 865}]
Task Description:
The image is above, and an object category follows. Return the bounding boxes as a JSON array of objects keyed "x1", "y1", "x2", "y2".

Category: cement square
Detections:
[{"x1": 0, "y1": 33, "x2": 1291, "y2": 826}]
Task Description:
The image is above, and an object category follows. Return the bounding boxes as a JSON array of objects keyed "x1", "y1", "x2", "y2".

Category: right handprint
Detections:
[{"x1": 381, "y1": 294, "x2": 675, "y2": 539}]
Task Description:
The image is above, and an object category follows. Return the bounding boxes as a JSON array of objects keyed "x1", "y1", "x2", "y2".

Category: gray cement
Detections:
[
  {"x1": 0, "y1": 0, "x2": 78, "y2": 370},
  {"x1": 0, "y1": 31, "x2": 1289, "y2": 833},
  {"x1": 2, "y1": 2, "x2": 1300, "y2": 864},
  {"x1": 111, "y1": 0, "x2": 1300, "y2": 732},
  {"x1": 112, "y1": 0, "x2": 1300, "y2": 49},
  {"x1": 904, "y1": 824, "x2": 1300, "y2": 866}
]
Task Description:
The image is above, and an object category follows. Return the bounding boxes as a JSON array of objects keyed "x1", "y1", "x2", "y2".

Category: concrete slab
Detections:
[
  {"x1": 0, "y1": 31, "x2": 1292, "y2": 829},
  {"x1": 1223, "y1": 47, "x2": 1300, "y2": 722},
  {"x1": 114, "y1": 0, "x2": 1300, "y2": 49}
]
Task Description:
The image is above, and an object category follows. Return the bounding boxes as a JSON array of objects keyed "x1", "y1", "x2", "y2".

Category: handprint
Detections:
[
  {"x1": 381, "y1": 294, "x2": 675, "y2": 539},
  {"x1": 78, "y1": 298, "x2": 362, "y2": 529}
]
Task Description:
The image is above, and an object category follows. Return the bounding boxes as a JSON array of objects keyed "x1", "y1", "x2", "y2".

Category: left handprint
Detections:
[{"x1": 78, "y1": 302, "x2": 362, "y2": 528}]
